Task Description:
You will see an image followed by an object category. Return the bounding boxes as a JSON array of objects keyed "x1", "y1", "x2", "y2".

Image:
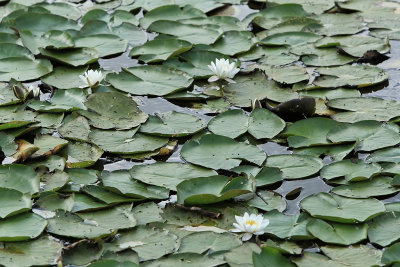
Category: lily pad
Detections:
[
  {"x1": 148, "y1": 20, "x2": 222, "y2": 45},
  {"x1": 0, "y1": 164, "x2": 39, "y2": 195},
  {"x1": 265, "y1": 154, "x2": 323, "y2": 179},
  {"x1": 301, "y1": 192, "x2": 385, "y2": 223},
  {"x1": 78, "y1": 92, "x2": 148, "y2": 130},
  {"x1": 264, "y1": 210, "x2": 313, "y2": 240},
  {"x1": 28, "y1": 88, "x2": 86, "y2": 112},
  {"x1": 181, "y1": 134, "x2": 266, "y2": 170},
  {"x1": 139, "y1": 111, "x2": 206, "y2": 137},
  {"x1": 253, "y1": 247, "x2": 295, "y2": 267},
  {"x1": 130, "y1": 38, "x2": 192, "y2": 63},
  {"x1": 306, "y1": 218, "x2": 367, "y2": 245},
  {"x1": 327, "y1": 120, "x2": 400, "y2": 151},
  {"x1": 41, "y1": 66, "x2": 88, "y2": 89},
  {"x1": 368, "y1": 212, "x2": 400, "y2": 246},
  {"x1": 0, "y1": 58, "x2": 53, "y2": 82},
  {"x1": 0, "y1": 236, "x2": 62, "y2": 267},
  {"x1": 107, "y1": 65, "x2": 193, "y2": 96},
  {"x1": 283, "y1": 117, "x2": 341, "y2": 148},
  {"x1": 47, "y1": 205, "x2": 137, "y2": 238},
  {"x1": 101, "y1": 170, "x2": 169, "y2": 199},
  {"x1": 0, "y1": 213, "x2": 47, "y2": 241},
  {"x1": 332, "y1": 176, "x2": 398, "y2": 198},
  {"x1": 139, "y1": 5, "x2": 206, "y2": 29},
  {"x1": 314, "y1": 65, "x2": 388, "y2": 88},
  {"x1": 178, "y1": 231, "x2": 242, "y2": 254},
  {"x1": 0, "y1": 188, "x2": 31, "y2": 218},
  {"x1": 177, "y1": 175, "x2": 254, "y2": 205},
  {"x1": 327, "y1": 97, "x2": 400, "y2": 122},
  {"x1": 105, "y1": 225, "x2": 179, "y2": 261},
  {"x1": 89, "y1": 130, "x2": 168, "y2": 155},
  {"x1": 321, "y1": 159, "x2": 381, "y2": 182},
  {"x1": 129, "y1": 162, "x2": 217, "y2": 190}
]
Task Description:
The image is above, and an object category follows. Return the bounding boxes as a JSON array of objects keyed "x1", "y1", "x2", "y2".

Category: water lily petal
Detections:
[{"x1": 242, "y1": 233, "x2": 253, "y2": 241}]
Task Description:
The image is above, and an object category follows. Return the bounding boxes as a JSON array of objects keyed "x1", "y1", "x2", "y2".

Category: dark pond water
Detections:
[{"x1": 98, "y1": 6, "x2": 400, "y2": 215}]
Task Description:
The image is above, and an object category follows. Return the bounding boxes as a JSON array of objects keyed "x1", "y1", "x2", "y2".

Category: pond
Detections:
[{"x1": 0, "y1": 0, "x2": 399, "y2": 266}]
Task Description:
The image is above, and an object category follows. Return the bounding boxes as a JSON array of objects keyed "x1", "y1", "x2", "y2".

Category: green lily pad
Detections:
[
  {"x1": 265, "y1": 154, "x2": 323, "y2": 179},
  {"x1": 177, "y1": 175, "x2": 254, "y2": 205},
  {"x1": 148, "y1": 20, "x2": 221, "y2": 45},
  {"x1": 58, "y1": 115, "x2": 90, "y2": 142},
  {"x1": 224, "y1": 72, "x2": 298, "y2": 107},
  {"x1": 306, "y1": 218, "x2": 367, "y2": 245},
  {"x1": 14, "y1": 12, "x2": 79, "y2": 34},
  {"x1": 181, "y1": 134, "x2": 266, "y2": 170},
  {"x1": 0, "y1": 132, "x2": 17, "y2": 156},
  {"x1": 382, "y1": 242, "x2": 400, "y2": 265},
  {"x1": 79, "y1": 92, "x2": 148, "y2": 130},
  {"x1": 247, "y1": 191, "x2": 286, "y2": 212},
  {"x1": 129, "y1": 162, "x2": 217, "y2": 190},
  {"x1": 368, "y1": 212, "x2": 400, "y2": 246},
  {"x1": 0, "y1": 43, "x2": 33, "y2": 60},
  {"x1": 139, "y1": 5, "x2": 205, "y2": 29},
  {"x1": 321, "y1": 159, "x2": 381, "y2": 182},
  {"x1": 41, "y1": 65, "x2": 88, "y2": 89},
  {"x1": 62, "y1": 142, "x2": 103, "y2": 168},
  {"x1": 253, "y1": 247, "x2": 295, "y2": 267},
  {"x1": 39, "y1": 170, "x2": 69, "y2": 193},
  {"x1": 105, "y1": 225, "x2": 179, "y2": 261},
  {"x1": 142, "y1": 253, "x2": 224, "y2": 267},
  {"x1": 89, "y1": 130, "x2": 168, "y2": 155},
  {"x1": 28, "y1": 88, "x2": 86, "y2": 112},
  {"x1": 74, "y1": 34, "x2": 128, "y2": 58},
  {"x1": 178, "y1": 231, "x2": 242, "y2": 254},
  {"x1": 101, "y1": 170, "x2": 169, "y2": 199},
  {"x1": 130, "y1": 38, "x2": 192, "y2": 63},
  {"x1": 0, "y1": 164, "x2": 39, "y2": 195},
  {"x1": 283, "y1": 117, "x2": 341, "y2": 148},
  {"x1": 40, "y1": 47, "x2": 99, "y2": 67},
  {"x1": 205, "y1": 30, "x2": 257, "y2": 56},
  {"x1": 32, "y1": 135, "x2": 68, "y2": 157},
  {"x1": 367, "y1": 147, "x2": 400, "y2": 164},
  {"x1": 224, "y1": 243, "x2": 261, "y2": 267},
  {"x1": 20, "y1": 30, "x2": 75, "y2": 54},
  {"x1": 0, "y1": 188, "x2": 31, "y2": 218},
  {"x1": 332, "y1": 176, "x2": 398, "y2": 198},
  {"x1": 251, "y1": 4, "x2": 309, "y2": 30},
  {"x1": 47, "y1": 205, "x2": 137, "y2": 238},
  {"x1": 0, "y1": 213, "x2": 47, "y2": 241},
  {"x1": 301, "y1": 192, "x2": 385, "y2": 223},
  {"x1": 315, "y1": 65, "x2": 388, "y2": 88},
  {"x1": 264, "y1": 210, "x2": 313, "y2": 240},
  {"x1": 208, "y1": 108, "x2": 285, "y2": 139},
  {"x1": 321, "y1": 245, "x2": 382, "y2": 267},
  {"x1": 240, "y1": 46, "x2": 299, "y2": 65},
  {"x1": 269, "y1": 0, "x2": 334, "y2": 14},
  {"x1": 107, "y1": 65, "x2": 193, "y2": 96},
  {"x1": 139, "y1": 111, "x2": 206, "y2": 137},
  {"x1": 249, "y1": 64, "x2": 309, "y2": 84},
  {"x1": 0, "y1": 236, "x2": 62, "y2": 267},
  {"x1": 327, "y1": 120, "x2": 400, "y2": 151},
  {"x1": 261, "y1": 31, "x2": 321, "y2": 47},
  {"x1": 327, "y1": 97, "x2": 400, "y2": 123},
  {"x1": 0, "y1": 57, "x2": 53, "y2": 82}
]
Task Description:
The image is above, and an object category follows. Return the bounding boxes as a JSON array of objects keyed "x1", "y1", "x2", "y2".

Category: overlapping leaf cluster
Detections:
[{"x1": 0, "y1": 0, "x2": 400, "y2": 266}]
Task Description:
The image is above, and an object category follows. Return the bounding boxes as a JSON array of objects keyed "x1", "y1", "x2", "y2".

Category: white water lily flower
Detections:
[
  {"x1": 27, "y1": 85, "x2": 40, "y2": 98},
  {"x1": 232, "y1": 212, "x2": 269, "y2": 241},
  {"x1": 208, "y1": 58, "x2": 240, "y2": 83},
  {"x1": 79, "y1": 69, "x2": 104, "y2": 88}
]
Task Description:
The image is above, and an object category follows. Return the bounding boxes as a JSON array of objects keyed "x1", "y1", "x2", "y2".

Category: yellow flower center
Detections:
[{"x1": 245, "y1": 220, "x2": 259, "y2": 226}]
